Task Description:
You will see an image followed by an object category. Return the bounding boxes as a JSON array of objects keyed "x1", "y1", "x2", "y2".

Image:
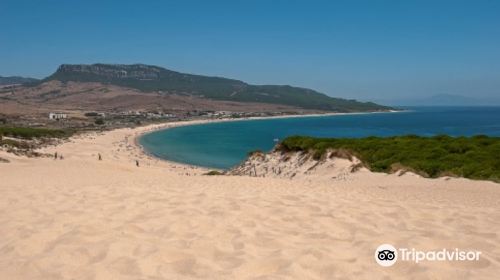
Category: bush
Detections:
[
  {"x1": 0, "y1": 139, "x2": 32, "y2": 149},
  {"x1": 279, "y1": 135, "x2": 500, "y2": 182},
  {"x1": 204, "y1": 170, "x2": 224, "y2": 176},
  {"x1": 0, "y1": 127, "x2": 73, "y2": 139},
  {"x1": 94, "y1": 118, "x2": 105, "y2": 125}
]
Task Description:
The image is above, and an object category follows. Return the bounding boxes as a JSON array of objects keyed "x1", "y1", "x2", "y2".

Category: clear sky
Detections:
[{"x1": 1, "y1": 0, "x2": 499, "y2": 103}]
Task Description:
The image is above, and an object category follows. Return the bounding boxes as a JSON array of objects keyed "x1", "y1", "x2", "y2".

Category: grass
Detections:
[
  {"x1": 0, "y1": 127, "x2": 73, "y2": 139},
  {"x1": 279, "y1": 135, "x2": 500, "y2": 182}
]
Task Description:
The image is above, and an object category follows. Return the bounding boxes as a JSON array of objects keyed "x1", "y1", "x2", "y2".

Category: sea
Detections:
[{"x1": 139, "y1": 106, "x2": 500, "y2": 170}]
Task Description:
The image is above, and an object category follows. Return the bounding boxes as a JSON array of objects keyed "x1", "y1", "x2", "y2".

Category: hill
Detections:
[
  {"x1": 44, "y1": 64, "x2": 390, "y2": 112},
  {"x1": 374, "y1": 94, "x2": 500, "y2": 106},
  {"x1": 277, "y1": 135, "x2": 500, "y2": 182},
  {"x1": 0, "y1": 76, "x2": 39, "y2": 86}
]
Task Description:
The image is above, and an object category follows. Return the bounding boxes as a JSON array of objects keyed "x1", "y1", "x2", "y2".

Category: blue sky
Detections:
[{"x1": 1, "y1": 0, "x2": 499, "y2": 103}]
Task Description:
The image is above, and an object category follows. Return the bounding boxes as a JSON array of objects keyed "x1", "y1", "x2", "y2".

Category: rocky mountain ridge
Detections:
[
  {"x1": 56, "y1": 64, "x2": 164, "y2": 80},
  {"x1": 45, "y1": 63, "x2": 392, "y2": 112}
]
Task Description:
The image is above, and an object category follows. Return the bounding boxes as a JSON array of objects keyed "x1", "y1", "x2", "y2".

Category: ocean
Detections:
[{"x1": 139, "y1": 106, "x2": 500, "y2": 169}]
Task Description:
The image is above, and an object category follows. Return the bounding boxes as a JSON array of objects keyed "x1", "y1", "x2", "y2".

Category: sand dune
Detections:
[{"x1": 1, "y1": 121, "x2": 499, "y2": 279}]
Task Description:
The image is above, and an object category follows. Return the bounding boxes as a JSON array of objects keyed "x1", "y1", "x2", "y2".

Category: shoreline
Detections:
[{"x1": 133, "y1": 110, "x2": 402, "y2": 170}]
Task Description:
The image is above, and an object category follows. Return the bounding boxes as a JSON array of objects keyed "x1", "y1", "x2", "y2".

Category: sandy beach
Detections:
[{"x1": 1, "y1": 120, "x2": 499, "y2": 279}]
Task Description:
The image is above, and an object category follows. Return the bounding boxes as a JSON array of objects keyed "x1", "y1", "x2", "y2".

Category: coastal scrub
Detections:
[{"x1": 279, "y1": 135, "x2": 500, "y2": 182}]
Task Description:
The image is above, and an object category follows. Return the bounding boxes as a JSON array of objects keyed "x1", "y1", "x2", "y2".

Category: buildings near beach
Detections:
[{"x1": 48, "y1": 112, "x2": 68, "y2": 120}]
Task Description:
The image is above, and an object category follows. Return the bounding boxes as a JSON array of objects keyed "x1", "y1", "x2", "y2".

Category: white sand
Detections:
[{"x1": 1, "y1": 120, "x2": 499, "y2": 279}]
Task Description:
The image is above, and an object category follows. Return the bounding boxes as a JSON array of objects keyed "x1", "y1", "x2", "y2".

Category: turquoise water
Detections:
[{"x1": 140, "y1": 107, "x2": 500, "y2": 169}]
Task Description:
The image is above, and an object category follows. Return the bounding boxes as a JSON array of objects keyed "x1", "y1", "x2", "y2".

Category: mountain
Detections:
[
  {"x1": 44, "y1": 64, "x2": 390, "y2": 112},
  {"x1": 373, "y1": 94, "x2": 500, "y2": 106},
  {"x1": 0, "y1": 76, "x2": 39, "y2": 86},
  {"x1": 413, "y1": 94, "x2": 495, "y2": 106}
]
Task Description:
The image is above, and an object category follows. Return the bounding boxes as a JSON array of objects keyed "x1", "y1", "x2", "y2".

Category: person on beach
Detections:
[
  {"x1": 98, "y1": 153, "x2": 102, "y2": 161},
  {"x1": 136, "y1": 160, "x2": 139, "y2": 167},
  {"x1": 54, "y1": 152, "x2": 58, "y2": 159}
]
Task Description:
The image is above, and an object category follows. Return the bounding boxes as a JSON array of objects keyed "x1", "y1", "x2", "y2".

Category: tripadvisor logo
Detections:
[
  {"x1": 375, "y1": 244, "x2": 397, "y2": 267},
  {"x1": 375, "y1": 244, "x2": 481, "y2": 267}
]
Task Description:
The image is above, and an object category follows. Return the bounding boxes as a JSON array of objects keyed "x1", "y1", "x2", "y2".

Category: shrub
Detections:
[
  {"x1": 204, "y1": 170, "x2": 224, "y2": 176},
  {"x1": 0, "y1": 139, "x2": 32, "y2": 149},
  {"x1": 278, "y1": 135, "x2": 500, "y2": 182},
  {"x1": 0, "y1": 127, "x2": 73, "y2": 139}
]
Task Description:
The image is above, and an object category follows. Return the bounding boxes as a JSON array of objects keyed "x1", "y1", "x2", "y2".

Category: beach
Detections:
[{"x1": 1, "y1": 119, "x2": 500, "y2": 279}]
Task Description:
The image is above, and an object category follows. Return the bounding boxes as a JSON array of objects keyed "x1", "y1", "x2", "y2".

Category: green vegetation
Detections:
[
  {"x1": 279, "y1": 135, "x2": 500, "y2": 182},
  {"x1": 0, "y1": 127, "x2": 73, "y2": 139},
  {"x1": 94, "y1": 118, "x2": 105, "y2": 125},
  {"x1": 44, "y1": 64, "x2": 391, "y2": 112},
  {"x1": 0, "y1": 138, "x2": 32, "y2": 149},
  {"x1": 204, "y1": 170, "x2": 224, "y2": 176}
]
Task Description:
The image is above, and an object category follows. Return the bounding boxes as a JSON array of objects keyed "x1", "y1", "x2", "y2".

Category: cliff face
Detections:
[
  {"x1": 228, "y1": 149, "x2": 368, "y2": 180},
  {"x1": 56, "y1": 64, "x2": 162, "y2": 80}
]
